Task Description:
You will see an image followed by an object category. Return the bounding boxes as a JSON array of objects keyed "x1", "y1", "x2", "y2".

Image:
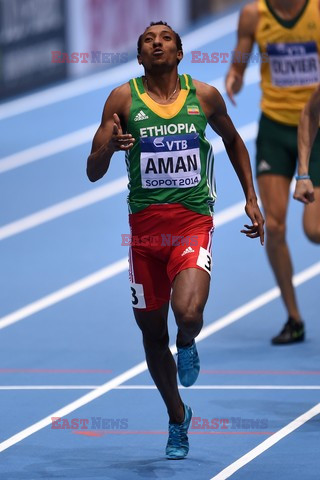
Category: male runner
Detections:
[
  {"x1": 87, "y1": 21, "x2": 264, "y2": 459},
  {"x1": 226, "y1": 0, "x2": 320, "y2": 344},
  {"x1": 294, "y1": 84, "x2": 320, "y2": 204}
]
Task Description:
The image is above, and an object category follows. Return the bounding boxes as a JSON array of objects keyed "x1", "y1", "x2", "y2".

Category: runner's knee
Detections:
[
  {"x1": 142, "y1": 331, "x2": 169, "y2": 353},
  {"x1": 174, "y1": 304, "x2": 204, "y2": 332},
  {"x1": 135, "y1": 315, "x2": 169, "y2": 348},
  {"x1": 266, "y1": 217, "x2": 286, "y2": 242}
]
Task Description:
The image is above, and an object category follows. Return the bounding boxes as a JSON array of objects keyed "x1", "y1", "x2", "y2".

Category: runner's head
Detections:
[{"x1": 137, "y1": 21, "x2": 183, "y2": 71}]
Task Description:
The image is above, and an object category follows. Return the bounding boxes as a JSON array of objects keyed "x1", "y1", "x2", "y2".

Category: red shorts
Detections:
[{"x1": 128, "y1": 204, "x2": 214, "y2": 311}]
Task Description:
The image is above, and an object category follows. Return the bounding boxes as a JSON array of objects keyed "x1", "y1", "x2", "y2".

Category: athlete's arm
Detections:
[
  {"x1": 195, "y1": 80, "x2": 264, "y2": 244},
  {"x1": 87, "y1": 83, "x2": 133, "y2": 182},
  {"x1": 225, "y1": 2, "x2": 259, "y2": 105},
  {"x1": 293, "y1": 0, "x2": 320, "y2": 202},
  {"x1": 294, "y1": 84, "x2": 320, "y2": 203}
]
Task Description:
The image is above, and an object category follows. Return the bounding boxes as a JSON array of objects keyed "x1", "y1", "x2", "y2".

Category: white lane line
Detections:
[
  {"x1": 0, "y1": 121, "x2": 257, "y2": 240},
  {"x1": 197, "y1": 261, "x2": 320, "y2": 343},
  {"x1": 0, "y1": 124, "x2": 97, "y2": 174},
  {"x1": 0, "y1": 386, "x2": 99, "y2": 390},
  {"x1": 177, "y1": 12, "x2": 238, "y2": 54},
  {"x1": 0, "y1": 13, "x2": 238, "y2": 121},
  {"x1": 0, "y1": 258, "x2": 128, "y2": 330},
  {"x1": 0, "y1": 205, "x2": 244, "y2": 328},
  {"x1": 115, "y1": 385, "x2": 320, "y2": 390},
  {"x1": 0, "y1": 262, "x2": 319, "y2": 453},
  {"x1": 211, "y1": 64, "x2": 260, "y2": 95},
  {"x1": 0, "y1": 188, "x2": 244, "y2": 242},
  {"x1": 213, "y1": 200, "x2": 246, "y2": 227},
  {"x1": 0, "y1": 228, "x2": 319, "y2": 333},
  {"x1": 0, "y1": 385, "x2": 319, "y2": 390},
  {"x1": 0, "y1": 68, "x2": 258, "y2": 174},
  {"x1": 0, "y1": 360, "x2": 147, "y2": 453},
  {"x1": 0, "y1": 176, "x2": 128, "y2": 240},
  {"x1": 210, "y1": 402, "x2": 320, "y2": 480},
  {"x1": 0, "y1": 197, "x2": 253, "y2": 330}
]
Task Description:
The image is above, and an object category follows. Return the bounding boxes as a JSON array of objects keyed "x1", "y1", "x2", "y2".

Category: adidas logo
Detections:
[
  {"x1": 134, "y1": 110, "x2": 149, "y2": 121},
  {"x1": 181, "y1": 246, "x2": 195, "y2": 256},
  {"x1": 258, "y1": 159, "x2": 271, "y2": 172}
]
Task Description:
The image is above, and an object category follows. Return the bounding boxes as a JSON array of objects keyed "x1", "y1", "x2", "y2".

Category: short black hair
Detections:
[{"x1": 137, "y1": 21, "x2": 183, "y2": 56}]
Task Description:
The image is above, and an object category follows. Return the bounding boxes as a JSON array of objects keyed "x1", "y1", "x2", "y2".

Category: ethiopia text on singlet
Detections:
[{"x1": 125, "y1": 73, "x2": 216, "y2": 216}]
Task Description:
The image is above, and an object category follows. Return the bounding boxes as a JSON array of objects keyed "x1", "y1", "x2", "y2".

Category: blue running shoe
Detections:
[
  {"x1": 166, "y1": 404, "x2": 193, "y2": 460},
  {"x1": 177, "y1": 340, "x2": 200, "y2": 387}
]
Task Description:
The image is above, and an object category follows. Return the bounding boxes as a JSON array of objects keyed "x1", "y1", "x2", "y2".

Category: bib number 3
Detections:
[
  {"x1": 196, "y1": 246, "x2": 212, "y2": 276},
  {"x1": 130, "y1": 282, "x2": 146, "y2": 309}
]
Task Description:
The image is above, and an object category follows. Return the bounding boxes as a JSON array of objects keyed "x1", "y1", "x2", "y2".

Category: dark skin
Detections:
[
  {"x1": 225, "y1": 0, "x2": 312, "y2": 106},
  {"x1": 87, "y1": 24, "x2": 264, "y2": 423},
  {"x1": 225, "y1": 0, "x2": 320, "y2": 325}
]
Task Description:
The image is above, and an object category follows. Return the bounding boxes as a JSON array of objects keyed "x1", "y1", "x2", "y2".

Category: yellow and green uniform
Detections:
[
  {"x1": 125, "y1": 74, "x2": 216, "y2": 215},
  {"x1": 256, "y1": 0, "x2": 320, "y2": 126},
  {"x1": 255, "y1": 0, "x2": 320, "y2": 184}
]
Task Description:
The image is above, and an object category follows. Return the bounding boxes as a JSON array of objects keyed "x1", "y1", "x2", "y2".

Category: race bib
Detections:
[
  {"x1": 267, "y1": 41, "x2": 320, "y2": 87},
  {"x1": 140, "y1": 133, "x2": 201, "y2": 189}
]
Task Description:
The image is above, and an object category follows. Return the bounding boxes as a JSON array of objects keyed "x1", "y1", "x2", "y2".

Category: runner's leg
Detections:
[
  {"x1": 258, "y1": 174, "x2": 302, "y2": 322},
  {"x1": 171, "y1": 268, "x2": 210, "y2": 347},
  {"x1": 134, "y1": 304, "x2": 185, "y2": 424}
]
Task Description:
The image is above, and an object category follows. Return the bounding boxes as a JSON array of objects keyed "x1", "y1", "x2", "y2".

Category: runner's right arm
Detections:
[
  {"x1": 87, "y1": 83, "x2": 133, "y2": 182},
  {"x1": 225, "y1": 2, "x2": 258, "y2": 105}
]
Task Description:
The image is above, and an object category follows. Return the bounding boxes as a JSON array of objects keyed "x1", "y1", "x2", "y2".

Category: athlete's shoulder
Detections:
[
  {"x1": 192, "y1": 79, "x2": 221, "y2": 100},
  {"x1": 101, "y1": 82, "x2": 131, "y2": 121},
  {"x1": 192, "y1": 78, "x2": 225, "y2": 118},
  {"x1": 241, "y1": 0, "x2": 259, "y2": 16},
  {"x1": 239, "y1": 1, "x2": 260, "y2": 35},
  {"x1": 109, "y1": 81, "x2": 131, "y2": 99},
  {"x1": 105, "y1": 82, "x2": 131, "y2": 113}
]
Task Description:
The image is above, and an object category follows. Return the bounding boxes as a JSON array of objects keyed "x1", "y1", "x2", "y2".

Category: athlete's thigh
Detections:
[
  {"x1": 171, "y1": 267, "x2": 210, "y2": 315},
  {"x1": 168, "y1": 212, "x2": 213, "y2": 313},
  {"x1": 129, "y1": 245, "x2": 171, "y2": 312},
  {"x1": 258, "y1": 174, "x2": 291, "y2": 224},
  {"x1": 256, "y1": 114, "x2": 297, "y2": 180},
  {"x1": 303, "y1": 186, "x2": 320, "y2": 232}
]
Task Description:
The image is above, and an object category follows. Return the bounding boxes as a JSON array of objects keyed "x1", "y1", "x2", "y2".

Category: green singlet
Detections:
[{"x1": 125, "y1": 73, "x2": 216, "y2": 216}]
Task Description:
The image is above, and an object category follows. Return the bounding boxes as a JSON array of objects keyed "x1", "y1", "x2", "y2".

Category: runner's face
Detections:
[{"x1": 138, "y1": 26, "x2": 182, "y2": 69}]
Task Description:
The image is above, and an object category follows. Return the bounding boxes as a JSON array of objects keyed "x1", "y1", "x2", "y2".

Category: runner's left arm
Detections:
[{"x1": 200, "y1": 83, "x2": 264, "y2": 244}]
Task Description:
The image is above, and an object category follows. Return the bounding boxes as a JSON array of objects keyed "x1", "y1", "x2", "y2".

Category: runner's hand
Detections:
[
  {"x1": 293, "y1": 179, "x2": 315, "y2": 204},
  {"x1": 241, "y1": 201, "x2": 265, "y2": 245},
  {"x1": 225, "y1": 71, "x2": 243, "y2": 106},
  {"x1": 110, "y1": 113, "x2": 135, "y2": 151}
]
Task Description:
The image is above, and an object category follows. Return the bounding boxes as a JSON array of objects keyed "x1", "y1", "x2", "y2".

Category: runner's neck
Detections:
[
  {"x1": 143, "y1": 73, "x2": 180, "y2": 104},
  {"x1": 268, "y1": 0, "x2": 308, "y2": 20}
]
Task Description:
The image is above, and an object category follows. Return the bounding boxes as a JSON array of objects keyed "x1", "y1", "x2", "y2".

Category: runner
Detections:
[
  {"x1": 226, "y1": 0, "x2": 320, "y2": 344},
  {"x1": 87, "y1": 21, "x2": 264, "y2": 459}
]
